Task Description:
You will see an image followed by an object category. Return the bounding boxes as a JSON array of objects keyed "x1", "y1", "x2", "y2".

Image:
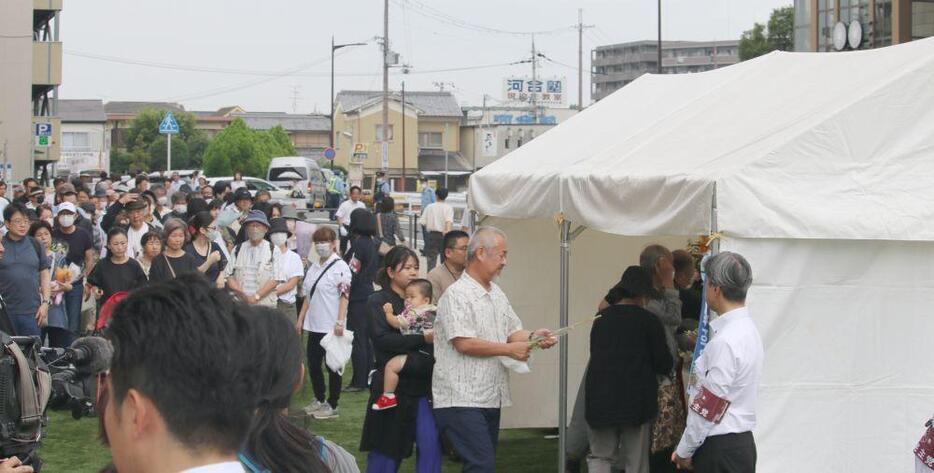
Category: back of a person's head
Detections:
[
  {"x1": 436, "y1": 188, "x2": 449, "y2": 201},
  {"x1": 349, "y1": 208, "x2": 377, "y2": 237},
  {"x1": 106, "y1": 274, "x2": 257, "y2": 455},
  {"x1": 242, "y1": 306, "x2": 329, "y2": 473}
]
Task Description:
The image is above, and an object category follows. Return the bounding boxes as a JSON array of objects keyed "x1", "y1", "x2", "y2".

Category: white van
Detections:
[{"x1": 267, "y1": 156, "x2": 327, "y2": 209}]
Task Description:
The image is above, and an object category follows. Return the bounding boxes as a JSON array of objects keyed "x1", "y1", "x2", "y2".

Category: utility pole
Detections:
[
  {"x1": 657, "y1": 0, "x2": 663, "y2": 74},
  {"x1": 531, "y1": 35, "x2": 538, "y2": 123},
  {"x1": 578, "y1": 9, "x2": 593, "y2": 110},
  {"x1": 401, "y1": 80, "x2": 406, "y2": 192},
  {"x1": 382, "y1": 0, "x2": 390, "y2": 173}
]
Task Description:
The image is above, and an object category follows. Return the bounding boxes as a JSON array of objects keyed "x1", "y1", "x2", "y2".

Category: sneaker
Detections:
[
  {"x1": 371, "y1": 394, "x2": 398, "y2": 411},
  {"x1": 312, "y1": 403, "x2": 339, "y2": 419},
  {"x1": 302, "y1": 400, "x2": 324, "y2": 416}
]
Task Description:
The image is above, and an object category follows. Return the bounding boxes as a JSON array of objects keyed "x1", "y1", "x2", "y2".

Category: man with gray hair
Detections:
[
  {"x1": 433, "y1": 226, "x2": 558, "y2": 472},
  {"x1": 672, "y1": 251, "x2": 763, "y2": 473}
]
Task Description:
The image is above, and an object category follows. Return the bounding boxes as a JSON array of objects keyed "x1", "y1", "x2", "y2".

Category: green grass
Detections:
[{"x1": 41, "y1": 360, "x2": 558, "y2": 472}]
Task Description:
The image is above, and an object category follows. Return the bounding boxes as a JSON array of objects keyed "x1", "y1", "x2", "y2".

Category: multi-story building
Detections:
[
  {"x1": 333, "y1": 90, "x2": 463, "y2": 190},
  {"x1": 460, "y1": 106, "x2": 579, "y2": 169},
  {"x1": 232, "y1": 112, "x2": 331, "y2": 159},
  {"x1": 591, "y1": 40, "x2": 739, "y2": 102},
  {"x1": 0, "y1": 0, "x2": 64, "y2": 181},
  {"x1": 793, "y1": 0, "x2": 934, "y2": 52},
  {"x1": 59, "y1": 99, "x2": 109, "y2": 175}
]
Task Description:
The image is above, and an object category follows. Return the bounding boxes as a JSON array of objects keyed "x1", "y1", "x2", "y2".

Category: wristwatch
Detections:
[
  {"x1": 335, "y1": 320, "x2": 344, "y2": 327},
  {"x1": 40, "y1": 298, "x2": 50, "y2": 306}
]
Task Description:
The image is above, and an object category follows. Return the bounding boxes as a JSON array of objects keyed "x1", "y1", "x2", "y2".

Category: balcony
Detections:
[
  {"x1": 32, "y1": 116, "x2": 61, "y2": 163},
  {"x1": 32, "y1": 41, "x2": 62, "y2": 86}
]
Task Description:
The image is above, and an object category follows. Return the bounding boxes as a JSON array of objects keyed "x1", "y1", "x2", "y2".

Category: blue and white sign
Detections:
[
  {"x1": 159, "y1": 112, "x2": 180, "y2": 135},
  {"x1": 503, "y1": 76, "x2": 568, "y2": 108},
  {"x1": 35, "y1": 123, "x2": 52, "y2": 137},
  {"x1": 323, "y1": 147, "x2": 336, "y2": 161}
]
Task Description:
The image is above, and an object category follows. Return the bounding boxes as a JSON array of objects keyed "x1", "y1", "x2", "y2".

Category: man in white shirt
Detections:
[
  {"x1": 673, "y1": 251, "x2": 763, "y2": 473},
  {"x1": 103, "y1": 276, "x2": 255, "y2": 473},
  {"x1": 420, "y1": 187, "x2": 454, "y2": 272},
  {"x1": 335, "y1": 185, "x2": 365, "y2": 255},
  {"x1": 433, "y1": 227, "x2": 557, "y2": 472}
]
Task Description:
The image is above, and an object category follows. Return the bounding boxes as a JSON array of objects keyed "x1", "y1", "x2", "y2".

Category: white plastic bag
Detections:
[
  {"x1": 320, "y1": 330, "x2": 354, "y2": 376},
  {"x1": 498, "y1": 356, "x2": 530, "y2": 374}
]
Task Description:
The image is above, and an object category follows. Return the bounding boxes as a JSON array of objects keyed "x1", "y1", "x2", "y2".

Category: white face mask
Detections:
[
  {"x1": 58, "y1": 215, "x2": 75, "y2": 228},
  {"x1": 174, "y1": 204, "x2": 187, "y2": 214},
  {"x1": 247, "y1": 228, "x2": 266, "y2": 242},
  {"x1": 315, "y1": 242, "x2": 333, "y2": 258},
  {"x1": 270, "y1": 233, "x2": 288, "y2": 247},
  {"x1": 158, "y1": 196, "x2": 169, "y2": 206}
]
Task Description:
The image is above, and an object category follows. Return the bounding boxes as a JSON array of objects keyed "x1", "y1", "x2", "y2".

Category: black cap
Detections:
[
  {"x1": 268, "y1": 217, "x2": 291, "y2": 237},
  {"x1": 234, "y1": 188, "x2": 252, "y2": 202}
]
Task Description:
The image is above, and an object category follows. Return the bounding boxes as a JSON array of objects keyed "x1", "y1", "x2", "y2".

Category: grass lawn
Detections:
[{"x1": 41, "y1": 360, "x2": 558, "y2": 472}]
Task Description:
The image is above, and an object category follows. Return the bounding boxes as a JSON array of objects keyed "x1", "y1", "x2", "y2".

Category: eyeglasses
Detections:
[
  {"x1": 7, "y1": 218, "x2": 29, "y2": 226},
  {"x1": 451, "y1": 246, "x2": 468, "y2": 252}
]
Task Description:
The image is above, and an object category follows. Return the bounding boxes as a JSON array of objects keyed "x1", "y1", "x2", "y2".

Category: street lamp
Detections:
[{"x1": 330, "y1": 37, "x2": 367, "y2": 149}]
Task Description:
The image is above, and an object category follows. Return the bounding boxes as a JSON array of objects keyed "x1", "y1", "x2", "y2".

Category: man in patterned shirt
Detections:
[{"x1": 433, "y1": 226, "x2": 557, "y2": 473}]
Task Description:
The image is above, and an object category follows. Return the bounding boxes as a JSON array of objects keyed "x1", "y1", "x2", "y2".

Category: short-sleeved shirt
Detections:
[
  {"x1": 52, "y1": 226, "x2": 94, "y2": 278},
  {"x1": 335, "y1": 200, "x2": 365, "y2": 227},
  {"x1": 274, "y1": 248, "x2": 304, "y2": 304},
  {"x1": 433, "y1": 272, "x2": 523, "y2": 409},
  {"x1": 426, "y1": 262, "x2": 463, "y2": 304},
  {"x1": 302, "y1": 253, "x2": 352, "y2": 333},
  {"x1": 184, "y1": 241, "x2": 228, "y2": 283},
  {"x1": 422, "y1": 201, "x2": 454, "y2": 233},
  {"x1": 0, "y1": 235, "x2": 50, "y2": 314}
]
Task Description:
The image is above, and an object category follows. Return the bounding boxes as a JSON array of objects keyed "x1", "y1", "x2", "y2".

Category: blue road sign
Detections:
[
  {"x1": 35, "y1": 123, "x2": 52, "y2": 137},
  {"x1": 323, "y1": 147, "x2": 336, "y2": 160},
  {"x1": 159, "y1": 112, "x2": 180, "y2": 134}
]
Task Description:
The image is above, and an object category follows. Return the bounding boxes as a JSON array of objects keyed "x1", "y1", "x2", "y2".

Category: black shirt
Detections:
[
  {"x1": 86, "y1": 257, "x2": 148, "y2": 304},
  {"x1": 586, "y1": 303, "x2": 673, "y2": 428},
  {"x1": 344, "y1": 235, "x2": 378, "y2": 302},
  {"x1": 184, "y1": 241, "x2": 227, "y2": 283},
  {"x1": 52, "y1": 227, "x2": 93, "y2": 270},
  {"x1": 149, "y1": 252, "x2": 201, "y2": 283}
]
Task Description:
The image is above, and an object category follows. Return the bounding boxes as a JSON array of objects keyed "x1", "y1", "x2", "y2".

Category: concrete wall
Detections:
[
  {"x1": 59, "y1": 122, "x2": 109, "y2": 173},
  {"x1": 0, "y1": 0, "x2": 34, "y2": 180}
]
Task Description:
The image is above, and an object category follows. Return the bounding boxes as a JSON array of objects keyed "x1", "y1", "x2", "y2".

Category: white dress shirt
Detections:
[
  {"x1": 676, "y1": 306, "x2": 764, "y2": 459},
  {"x1": 432, "y1": 272, "x2": 523, "y2": 409},
  {"x1": 302, "y1": 253, "x2": 352, "y2": 334},
  {"x1": 335, "y1": 199, "x2": 365, "y2": 227},
  {"x1": 422, "y1": 201, "x2": 454, "y2": 233}
]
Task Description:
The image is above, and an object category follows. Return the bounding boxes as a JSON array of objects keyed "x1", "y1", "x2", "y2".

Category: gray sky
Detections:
[{"x1": 59, "y1": 0, "x2": 791, "y2": 113}]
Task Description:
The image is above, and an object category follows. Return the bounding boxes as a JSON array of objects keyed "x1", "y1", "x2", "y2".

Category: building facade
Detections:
[
  {"x1": 591, "y1": 40, "x2": 739, "y2": 102},
  {"x1": 793, "y1": 0, "x2": 934, "y2": 52},
  {"x1": 333, "y1": 90, "x2": 462, "y2": 190},
  {"x1": 58, "y1": 100, "x2": 110, "y2": 175},
  {"x1": 460, "y1": 106, "x2": 579, "y2": 169},
  {"x1": 232, "y1": 112, "x2": 330, "y2": 159},
  {"x1": 0, "y1": 0, "x2": 63, "y2": 181}
]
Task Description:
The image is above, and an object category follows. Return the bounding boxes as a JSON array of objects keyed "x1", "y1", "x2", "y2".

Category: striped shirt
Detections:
[{"x1": 432, "y1": 272, "x2": 523, "y2": 409}]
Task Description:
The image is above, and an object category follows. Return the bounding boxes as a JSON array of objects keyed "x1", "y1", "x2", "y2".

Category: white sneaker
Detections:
[
  {"x1": 302, "y1": 400, "x2": 324, "y2": 416},
  {"x1": 313, "y1": 403, "x2": 339, "y2": 419}
]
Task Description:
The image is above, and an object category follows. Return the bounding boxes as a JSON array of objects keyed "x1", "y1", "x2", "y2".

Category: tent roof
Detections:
[{"x1": 470, "y1": 37, "x2": 934, "y2": 241}]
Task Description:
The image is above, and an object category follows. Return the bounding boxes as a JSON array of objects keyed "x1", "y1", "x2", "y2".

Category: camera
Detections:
[{"x1": 40, "y1": 336, "x2": 113, "y2": 420}]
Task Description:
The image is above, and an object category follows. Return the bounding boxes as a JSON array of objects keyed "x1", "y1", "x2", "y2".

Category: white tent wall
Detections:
[
  {"x1": 722, "y1": 237, "x2": 934, "y2": 472},
  {"x1": 487, "y1": 216, "x2": 685, "y2": 429}
]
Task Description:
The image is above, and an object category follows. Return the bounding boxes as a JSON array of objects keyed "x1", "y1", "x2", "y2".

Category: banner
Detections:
[
  {"x1": 688, "y1": 252, "x2": 712, "y2": 396},
  {"x1": 481, "y1": 130, "x2": 497, "y2": 157},
  {"x1": 502, "y1": 76, "x2": 568, "y2": 108}
]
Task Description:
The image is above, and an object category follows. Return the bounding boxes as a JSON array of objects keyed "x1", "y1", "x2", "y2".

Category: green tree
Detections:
[
  {"x1": 738, "y1": 5, "x2": 794, "y2": 61},
  {"x1": 112, "y1": 108, "x2": 208, "y2": 173},
  {"x1": 202, "y1": 119, "x2": 296, "y2": 177}
]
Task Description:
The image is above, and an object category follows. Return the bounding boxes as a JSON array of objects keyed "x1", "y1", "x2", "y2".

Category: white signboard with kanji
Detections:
[{"x1": 502, "y1": 76, "x2": 567, "y2": 108}]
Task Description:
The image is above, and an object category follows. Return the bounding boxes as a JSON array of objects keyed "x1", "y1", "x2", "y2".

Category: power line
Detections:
[{"x1": 392, "y1": 0, "x2": 575, "y2": 36}]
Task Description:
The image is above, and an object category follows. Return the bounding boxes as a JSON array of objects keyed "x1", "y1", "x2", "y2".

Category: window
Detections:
[
  {"x1": 418, "y1": 132, "x2": 443, "y2": 148},
  {"x1": 62, "y1": 132, "x2": 90, "y2": 150},
  {"x1": 504, "y1": 136, "x2": 511, "y2": 149},
  {"x1": 375, "y1": 124, "x2": 394, "y2": 141},
  {"x1": 247, "y1": 179, "x2": 276, "y2": 191}
]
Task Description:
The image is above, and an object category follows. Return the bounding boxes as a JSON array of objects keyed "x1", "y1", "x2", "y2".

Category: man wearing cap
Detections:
[
  {"x1": 57, "y1": 183, "x2": 94, "y2": 236},
  {"x1": 672, "y1": 252, "x2": 763, "y2": 473},
  {"x1": 26, "y1": 187, "x2": 45, "y2": 215},
  {"x1": 227, "y1": 210, "x2": 278, "y2": 308},
  {"x1": 268, "y1": 217, "x2": 304, "y2": 322},
  {"x1": 102, "y1": 192, "x2": 158, "y2": 260},
  {"x1": 52, "y1": 202, "x2": 95, "y2": 344}
]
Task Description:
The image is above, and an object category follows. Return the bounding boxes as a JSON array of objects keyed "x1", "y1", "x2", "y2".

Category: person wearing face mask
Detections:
[
  {"x1": 162, "y1": 191, "x2": 189, "y2": 224},
  {"x1": 296, "y1": 226, "x2": 351, "y2": 419},
  {"x1": 227, "y1": 210, "x2": 278, "y2": 307},
  {"x1": 100, "y1": 192, "x2": 157, "y2": 260},
  {"x1": 52, "y1": 202, "x2": 96, "y2": 344},
  {"x1": 184, "y1": 211, "x2": 227, "y2": 289},
  {"x1": 268, "y1": 218, "x2": 304, "y2": 323}
]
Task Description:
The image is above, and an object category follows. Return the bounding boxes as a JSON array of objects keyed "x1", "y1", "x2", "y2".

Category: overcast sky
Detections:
[{"x1": 59, "y1": 0, "x2": 791, "y2": 113}]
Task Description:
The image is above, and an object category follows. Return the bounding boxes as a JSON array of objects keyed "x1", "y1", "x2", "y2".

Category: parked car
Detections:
[
  {"x1": 266, "y1": 156, "x2": 327, "y2": 209},
  {"x1": 206, "y1": 176, "x2": 305, "y2": 209}
]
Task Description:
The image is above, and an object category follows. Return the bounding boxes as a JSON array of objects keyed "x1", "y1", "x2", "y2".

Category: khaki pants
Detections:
[
  {"x1": 586, "y1": 422, "x2": 651, "y2": 473},
  {"x1": 277, "y1": 301, "x2": 297, "y2": 323}
]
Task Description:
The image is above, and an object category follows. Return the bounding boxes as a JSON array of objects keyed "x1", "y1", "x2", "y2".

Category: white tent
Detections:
[{"x1": 469, "y1": 37, "x2": 934, "y2": 472}]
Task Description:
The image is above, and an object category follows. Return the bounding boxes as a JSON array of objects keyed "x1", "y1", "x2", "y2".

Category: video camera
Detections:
[{"x1": 40, "y1": 336, "x2": 113, "y2": 420}]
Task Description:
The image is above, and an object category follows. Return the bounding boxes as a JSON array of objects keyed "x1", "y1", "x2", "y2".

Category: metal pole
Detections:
[
  {"x1": 382, "y1": 0, "x2": 390, "y2": 173},
  {"x1": 444, "y1": 151, "x2": 449, "y2": 188},
  {"x1": 401, "y1": 80, "x2": 406, "y2": 192},
  {"x1": 330, "y1": 36, "x2": 335, "y2": 149},
  {"x1": 531, "y1": 35, "x2": 538, "y2": 123},
  {"x1": 558, "y1": 219, "x2": 571, "y2": 473},
  {"x1": 167, "y1": 133, "x2": 172, "y2": 172},
  {"x1": 657, "y1": 0, "x2": 663, "y2": 74},
  {"x1": 578, "y1": 9, "x2": 583, "y2": 110}
]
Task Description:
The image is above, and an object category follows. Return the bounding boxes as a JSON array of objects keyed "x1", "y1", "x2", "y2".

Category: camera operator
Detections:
[{"x1": 101, "y1": 274, "x2": 262, "y2": 473}]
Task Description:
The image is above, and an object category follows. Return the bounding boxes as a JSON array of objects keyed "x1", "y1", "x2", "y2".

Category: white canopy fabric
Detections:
[
  {"x1": 467, "y1": 38, "x2": 934, "y2": 473},
  {"x1": 471, "y1": 37, "x2": 934, "y2": 241}
]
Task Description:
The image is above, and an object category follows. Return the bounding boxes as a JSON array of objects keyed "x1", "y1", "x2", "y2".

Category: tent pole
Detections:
[{"x1": 558, "y1": 219, "x2": 571, "y2": 473}]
